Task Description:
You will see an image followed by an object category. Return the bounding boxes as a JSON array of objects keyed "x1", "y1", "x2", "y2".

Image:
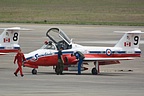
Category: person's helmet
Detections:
[
  {"x1": 44, "y1": 40, "x2": 48, "y2": 44},
  {"x1": 49, "y1": 41, "x2": 52, "y2": 45}
]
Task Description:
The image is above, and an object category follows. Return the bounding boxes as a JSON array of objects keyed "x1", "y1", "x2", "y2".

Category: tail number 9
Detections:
[
  {"x1": 134, "y1": 36, "x2": 139, "y2": 45},
  {"x1": 13, "y1": 32, "x2": 18, "y2": 41}
]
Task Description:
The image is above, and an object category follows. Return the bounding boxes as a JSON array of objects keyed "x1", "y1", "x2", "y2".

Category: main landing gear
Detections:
[
  {"x1": 31, "y1": 62, "x2": 100, "y2": 75},
  {"x1": 91, "y1": 61, "x2": 99, "y2": 75},
  {"x1": 32, "y1": 69, "x2": 37, "y2": 75},
  {"x1": 91, "y1": 68, "x2": 98, "y2": 75}
]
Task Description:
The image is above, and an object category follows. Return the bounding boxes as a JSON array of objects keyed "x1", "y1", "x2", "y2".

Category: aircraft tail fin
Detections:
[
  {"x1": 114, "y1": 30, "x2": 144, "y2": 49},
  {"x1": 0, "y1": 27, "x2": 31, "y2": 53}
]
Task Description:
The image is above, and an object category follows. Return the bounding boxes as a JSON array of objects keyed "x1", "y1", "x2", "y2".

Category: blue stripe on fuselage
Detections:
[
  {"x1": 135, "y1": 51, "x2": 141, "y2": 54},
  {"x1": 89, "y1": 51, "x2": 140, "y2": 54},
  {"x1": 0, "y1": 47, "x2": 20, "y2": 49},
  {"x1": 55, "y1": 51, "x2": 74, "y2": 54},
  {"x1": 0, "y1": 47, "x2": 5, "y2": 49},
  {"x1": 89, "y1": 51, "x2": 126, "y2": 54}
]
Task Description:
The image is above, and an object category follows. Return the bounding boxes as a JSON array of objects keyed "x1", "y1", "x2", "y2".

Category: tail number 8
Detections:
[{"x1": 13, "y1": 33, "x2": 18, "y2": 41}]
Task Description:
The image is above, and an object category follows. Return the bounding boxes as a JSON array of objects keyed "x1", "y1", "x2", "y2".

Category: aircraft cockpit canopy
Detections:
[{"x1": 46, "y1": 28, "x2": 72, "y2": 50}]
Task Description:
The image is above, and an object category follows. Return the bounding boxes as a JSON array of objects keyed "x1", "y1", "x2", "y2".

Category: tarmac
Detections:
[{"x1": 0, "y1": 23, "x2": 144, "y2": 96}]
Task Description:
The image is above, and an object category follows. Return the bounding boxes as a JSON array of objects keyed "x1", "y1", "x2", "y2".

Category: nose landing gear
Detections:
[{"x1": 32, "y1": 69, "x2": 37, "y2": 75}]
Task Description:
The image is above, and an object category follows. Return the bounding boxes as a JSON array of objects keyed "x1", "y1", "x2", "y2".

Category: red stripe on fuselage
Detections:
[{"x1": 0, "y1": 49, "x2": 18, "y2": 53}]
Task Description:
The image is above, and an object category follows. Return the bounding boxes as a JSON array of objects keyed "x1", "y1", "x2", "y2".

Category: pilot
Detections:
[
  {"x1": 74, "y1": 51, "x2": 85, "y2": 75},
  {"x1": 48, "y1": 41, "x2": 52, "y2": 45},
  {"x1": 13, "y1": 48, "x2": 26, "y2": 77},
  {"x1": 43, "y1": 40, "x2": 53, "y2": 49},
  {"x1": 56, "y1": 46, "x2": 64, "y2": 75}
]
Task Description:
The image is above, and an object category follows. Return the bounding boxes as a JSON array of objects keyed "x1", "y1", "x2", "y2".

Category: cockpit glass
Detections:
[
  {"x1": 59, "y1": 31, "x2": 71, "y2": 44},
  {"x1": 46, "y1": 28, "x2": 72, "y2": 50},
  {"x1": 47, "y1": 28, "x2": 71, "y2": 45},
  {"x1": 40, "y1": 44, "x2": 55, "y2": 50},
  {"x1": 48, "y1": 29, "x2": 63, "y2": 43}
]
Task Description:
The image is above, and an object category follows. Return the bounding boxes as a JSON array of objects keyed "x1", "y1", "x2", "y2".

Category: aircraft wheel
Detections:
[
  {"x1": 32, "y1": 69, "x2": 37, "y2": 75},
  {"x1": 91, "y1": 68, "x2": 98, "y2": 75}
]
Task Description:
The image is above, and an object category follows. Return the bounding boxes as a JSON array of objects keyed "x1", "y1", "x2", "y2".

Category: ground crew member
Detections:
[
  {"x1": 14, "y1": 48, "x2": 26, "y2": 77},
  {"x1": 56, "y1": 47, "x2": 64, "y2": 75},
  {"x1": 74, "y1": 51, "x2": 85, "y2": 75}
]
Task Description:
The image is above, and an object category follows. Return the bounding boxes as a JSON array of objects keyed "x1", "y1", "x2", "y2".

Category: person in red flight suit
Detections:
[{"x1": 14, "y1": 48, "x2": 26, "y2": 77}]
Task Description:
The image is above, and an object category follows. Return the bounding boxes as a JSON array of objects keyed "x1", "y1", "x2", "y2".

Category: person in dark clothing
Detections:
[
  {"x1": 56, "y1": 47, "x2": 64, "y2": 75},
  {"x1": 74, "y1": 51, "x2": 85, "y2": 75}
]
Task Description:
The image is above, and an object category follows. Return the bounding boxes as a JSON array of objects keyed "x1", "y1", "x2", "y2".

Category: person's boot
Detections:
[
  {"x1": 21, "y1": 74, "x2": 24, "y2": 77},
  {"x1": 14, "y1": 72, "x2": 18, "y2": 77}
]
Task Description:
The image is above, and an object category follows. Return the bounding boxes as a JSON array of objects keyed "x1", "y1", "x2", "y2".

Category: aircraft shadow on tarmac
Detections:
[{"x1": 24, "y1": 71, "x2": 134, "y2": 76}]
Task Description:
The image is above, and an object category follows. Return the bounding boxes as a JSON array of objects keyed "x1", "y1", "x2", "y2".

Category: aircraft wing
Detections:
[
  {"x1": 83, "y1": 57, "x2": 134, "y2": 65},
  {"x1": 84, "y1": 57, "x2": 134, "y2": 61}
]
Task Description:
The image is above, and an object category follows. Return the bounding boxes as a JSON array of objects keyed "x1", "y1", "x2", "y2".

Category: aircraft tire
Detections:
[
  {"x1": 32, "y1": 69, "x2": 37, "y2": 75},
  {"x1": 91, "y1": 68, "x2": 98, "y2": 75}
]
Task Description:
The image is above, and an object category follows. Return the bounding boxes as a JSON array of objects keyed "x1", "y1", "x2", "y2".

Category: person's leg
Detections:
[
  {"x1": 18, "y1": 62, "x2": 24, "y2": 76},
  {"x1": 60, "y1": 63, "x2": 64, "y2": 75},
  {"x1": 56, "y1": 61, "x2": 61, "y2": 75},
  {"x1": 78, "y1": 59, "x2": 83, "y2": 75},
  {"x1": 14, "y1": 67, "x2": 19, "y2": 76}
]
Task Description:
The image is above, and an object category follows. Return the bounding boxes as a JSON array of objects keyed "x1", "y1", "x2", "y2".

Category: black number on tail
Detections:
[
  {"x1": 13, "y1": 33, "x2": 18, "y2": 41},
  {"x1": 134, "y1": 36, "x2": 139, "y2": 45}
]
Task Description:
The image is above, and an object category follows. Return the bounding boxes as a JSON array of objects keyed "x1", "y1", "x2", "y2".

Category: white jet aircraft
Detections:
[{"x1": 23, "y1": 28, "x2": 144, "y2": 75}]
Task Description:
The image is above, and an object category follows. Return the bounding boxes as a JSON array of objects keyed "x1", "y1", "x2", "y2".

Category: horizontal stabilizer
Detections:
[
  {"x1": 114, "y1": 30, "x2": 144, "y2": 34},
  {"x1": 0, "y1": 27, "x2": 32, "y2": 31},
  {"x1": 0, "y1": 53, "x2": 8, "y2": 55}
]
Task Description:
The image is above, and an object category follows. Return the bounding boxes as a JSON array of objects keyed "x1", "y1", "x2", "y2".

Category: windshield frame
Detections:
[{"x1": 46, "y1": 28, "x2": 72, "y2": 45}]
